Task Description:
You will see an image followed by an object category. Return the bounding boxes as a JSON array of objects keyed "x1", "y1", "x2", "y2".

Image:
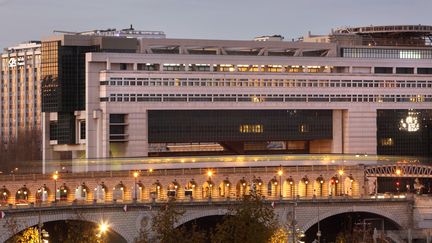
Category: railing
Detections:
[{"x1": 0, "y1": 195, "x2": 410, "y2": 212}]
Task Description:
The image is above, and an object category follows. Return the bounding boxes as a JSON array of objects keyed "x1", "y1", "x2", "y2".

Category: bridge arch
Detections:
[
  {"x1": 1, "y1": 213, "x2": 130, "y2": 243},
  {"x1": 301, "y1": 206, "x2": 403, "y2": 232},
  {"x1": 175, "y1": 208, "x2": 229, "y2": 228}
]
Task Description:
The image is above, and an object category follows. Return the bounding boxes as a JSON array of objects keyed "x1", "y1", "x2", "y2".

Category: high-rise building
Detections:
[
  {"x1": 41, "y1": 25, "x2": 432, "y2": 162},
  {"x1": 0, "y1": 41, "x2": 41, "y2": 142}
]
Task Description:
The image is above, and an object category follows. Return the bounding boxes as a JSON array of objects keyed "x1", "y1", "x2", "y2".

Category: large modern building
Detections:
[
  {"x1": 41, "y1": 25, "x2": 432, "y2": 161},
  {"x1": 0, "y1": 41, "x2": 42, "y2": 142}
]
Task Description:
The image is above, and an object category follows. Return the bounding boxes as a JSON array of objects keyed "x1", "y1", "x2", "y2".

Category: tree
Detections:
[
  {"x1": 269, "y1": 227, "x2": 289, "y2": 243},
  {"x1": 0, "y1": 128, "x2": 42, "y2": 174},
  {"x1": 211, "y1": 192, "x2": 278, "y2": 243},
  {"x1": 147, "y1": 199, "x2": 205, "y2": 243},
  {"x1": 49, "y1": 220, "x2": 101, "y2": 243},
  {"x1": 7, "y1": 227, "x2": 40, "y2": 243}
]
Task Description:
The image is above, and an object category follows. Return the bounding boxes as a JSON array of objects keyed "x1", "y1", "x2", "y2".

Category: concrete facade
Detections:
[
  {"x1": 41, "y1": 37, "x2": 432, "y2": 160},
  {"x1": 0, "y1": 42, "x2": 41, "y2": 142}
]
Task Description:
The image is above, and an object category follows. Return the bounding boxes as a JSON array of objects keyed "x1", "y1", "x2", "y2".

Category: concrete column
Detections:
[
  {"x1": 331, "y1": 110, "x2": 343, "y2": 153},
  {"x1": 125, "y1": 111, "x2": 149, "y2": 157},
  {"x1": 42, "y1": 112, "x2": 60, "y2": 173},
  {"x1": 133, "y1": 63, "x2": 138, "y2": 71},
  {"x1": 342, "y1": 109, "x2": 377, "y2": 155},
  {"x1": 106, "y1": 58, "x2": 111, "y2": 70},
  {"x1": 86, "y1": 55, "x2": 106, "y2": 159}
]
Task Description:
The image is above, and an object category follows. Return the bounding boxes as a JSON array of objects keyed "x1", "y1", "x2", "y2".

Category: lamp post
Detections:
[
  {"x1": 207, "y1": 170, "x2": 213, "y2": 199},
  {"x1": 317, "y1": 202, "x2": 321, "y2": 243},
  {"x1": 278, "y1": 167, "x2": 283, "y2": 199},
  {"x1": 52, "y1": 172, "x2": 58, "y2": 203},
  {"x1": 338, "y1": 169, "x2": 344, "y2": 196},
  {"x1": 133, "y1": 171, "x2": 139, "y2": 201}
]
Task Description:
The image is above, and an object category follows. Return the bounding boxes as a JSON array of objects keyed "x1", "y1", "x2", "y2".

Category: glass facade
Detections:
[
  {"x1": 148, "y1": 110, "x2": 332, "y2": 143},
  {"x1": 42, "y1": 41, "x2": 98, "y2": 144},
  {"x1": 342, "y1": 48, "x2": 432, "y2": 59},
  {"x1": 377, "y1": 109, "x2": 432, "y2": 157}
]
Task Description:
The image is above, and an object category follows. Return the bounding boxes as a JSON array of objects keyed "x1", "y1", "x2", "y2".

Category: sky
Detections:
[{"x1": 0, "y1": 0, "x2": 432, "y2": 49}]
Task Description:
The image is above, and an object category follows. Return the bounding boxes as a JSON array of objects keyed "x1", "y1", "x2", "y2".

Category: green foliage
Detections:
[
  {"x1": 212, "y1": 192, "x2": 278, "y2": 243},
  {"x1": 50, "y1": 220, "x2": 101, "y2": 243},
  {"x1": 149, "y1": 199, "x2": 205, "y2": 243}
]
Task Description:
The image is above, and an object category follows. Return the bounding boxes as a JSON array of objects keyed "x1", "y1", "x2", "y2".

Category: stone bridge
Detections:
[{"x1": 0, "y1": 198, "x2": 412, "y2": 242}]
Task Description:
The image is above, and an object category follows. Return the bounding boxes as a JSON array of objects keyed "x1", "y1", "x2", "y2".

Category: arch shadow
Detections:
[{"x1": 303, "y1": 211, "x2": 401, "y2": 243}]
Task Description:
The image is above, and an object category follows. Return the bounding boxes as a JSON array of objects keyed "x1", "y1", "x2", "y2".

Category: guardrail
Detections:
[{"x1": 1, "y1": 195, "x2": 411, "y2": 213}]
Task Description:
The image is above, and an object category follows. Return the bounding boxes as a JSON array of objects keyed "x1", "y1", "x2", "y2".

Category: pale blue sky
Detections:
[{"x1": 0, "y1": 0, "x2": 431, "y2": 49}]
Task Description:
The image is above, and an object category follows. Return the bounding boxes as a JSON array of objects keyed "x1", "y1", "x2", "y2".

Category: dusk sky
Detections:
[{"x1": 1, "y1": 0, "x2": 431, "y2": 49}]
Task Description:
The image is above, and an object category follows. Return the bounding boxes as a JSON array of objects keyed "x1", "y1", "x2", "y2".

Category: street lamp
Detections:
[
  {"x1": 133, "y1": 171, "x2": 139, "y2": 201},
  {"x1": 278, "y1": 167, "x2": 283, "y2": 198},
  {"x1": 52, "y1": 172, "x2": 59, "y2": 202},
  {"x1": 317, "y1": 175, "x2": 324, "y2": 198},
  {"x1": 338, "y1": 170, "x2": 344, "y2": 195},
  {"x1": 302, "y1": 176, "x2": 309, "y2": 198},
  {"x1": 207, "y1": 170, "x2": 213, "y2": 199}
]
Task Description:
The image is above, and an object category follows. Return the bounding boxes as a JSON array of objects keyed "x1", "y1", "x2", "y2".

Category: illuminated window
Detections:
[
  {"x1": 399, "y1": 111, "x2": 420, "y2": 132},
  {"x1": 239, "y1": 124, "x2": 264, "y2": 133},
  {"x1": 299, "y1": 124, "x2": 309, "y2": 133},
  {"x1": 381, "y1": 138, "x2": 394, "y2": 146}
]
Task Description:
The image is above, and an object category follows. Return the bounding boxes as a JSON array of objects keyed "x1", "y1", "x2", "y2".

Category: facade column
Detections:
[
  {"x1": 331, "y1": 110, "x2": 343, "y2": 153},
  {"x1": 342, "y1": 108, "x2": 377, "y2": 155}
]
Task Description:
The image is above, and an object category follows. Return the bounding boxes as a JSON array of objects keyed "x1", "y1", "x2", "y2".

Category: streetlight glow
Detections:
[
  {"x1": 207, "y1": 170, "x2": 213, "y2": 177},
  {"x1": 396, "y1": 169, "x2": 402, "y2": 176},
  {"x1": 338, "y1": 170, "x2": 344, "y2": 176},
  {"x1": 52, "y1": 174, "x2": 58, "y2": 180},
  {"x1": 133, "y1": 171, "x2": 139, "y2": 178},
  {"x1": 99, "y1": 221, "x2": 109, "y2": 234},
  {"x1": 278, "y1": 170, "x2": 283, "y2": 176}
]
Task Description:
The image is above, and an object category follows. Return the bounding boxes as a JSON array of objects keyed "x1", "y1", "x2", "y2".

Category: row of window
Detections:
[
  {"x1": 342, "y1": 48, "x2": 432, "y2": 59},
  {"x1": 102, "y1": 93, "x2": 432, "y2": 103},
  {"x1": 102, "y1": 77, "x2": 432, "y2": 88},
  {"x1": 118, "y1": 63, "x2": 333, "y2": 73}
]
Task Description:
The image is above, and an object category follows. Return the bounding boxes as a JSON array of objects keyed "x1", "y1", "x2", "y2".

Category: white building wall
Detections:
[{"x1": 343, "y1": 109, "x2": 377, "y2": 154}]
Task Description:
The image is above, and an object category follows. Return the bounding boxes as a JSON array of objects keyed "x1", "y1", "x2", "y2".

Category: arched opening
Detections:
[
  {"x1": 151, "y1": 180, "x2": 163, "y2": 201},
  {"x1": 251, "y1": 176, "x2": 264, "y2": 195},
  {"x1": 113, "y1": 181, "x2": 126, "y2": 202},
  {"x1": 219, "y1": 177, "x2": 231, "y2": 199},
  {"x1": 0, "y1": 186, "x2": 10, "y2": 205},
  {"x1": 202, "y1": 179, "x2": 214, "y2": 199},
  {"x1": 36, "y1": 184, "x2": 49, "y2": 203},
  {"x1": 56, "y1": 183, "x2": 69, "y2": 201},
  {"x1": 7, "y1": 220, "x2": 127, "y2": 243},
  {"x1": 267, "y1": 177, "x2": 279, "y2": 198},
  {"x1": 298, "y1": 175, "x2": 312, "y2": 198},
  {"x1": 132, "y1": 181, "x2": 144, "y2": 201},
  {"x1": 314, "y1": 175, "x2": 326, "y2": 198},
  {"x1": 304, "y1": 212, "x2": 400, "y2": 243},
  {"x1": 236, "y1": 177, "x2": 248, "y2": 198},
  {"x1": 15, "y1": 185, "x2": 30, "y2": 205},
  {"x1": 185, "y1": 179, "x2": 197, "y2": 200},
  {"x1": 329, "y1": 175, "x2": 342, "y2": 196},
  {"x1": 75, "y1": 182, "x2": 90, "y2": 202},
  {"x1": 94, "y1": 182, "x2": 107, "y2": 203},
  {"x1": 284, "y1": 176, "x2": 295, "y2": 199},
  {"x1": 344, "y1": 174, "x2": 358, "y2": 196},
  {"x1": 168, "y1": 179, "x2": 180, "y2": 199}
]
